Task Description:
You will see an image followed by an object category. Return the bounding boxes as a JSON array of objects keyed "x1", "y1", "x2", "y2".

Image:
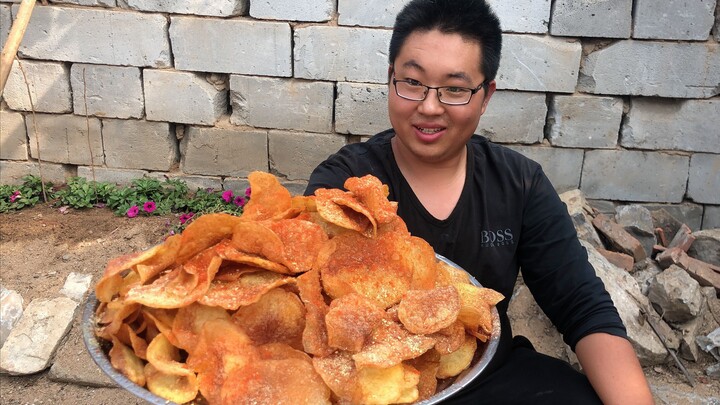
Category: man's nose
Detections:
[{"x1": 418, "y1": 88, "x2": 444, "y2": 115}]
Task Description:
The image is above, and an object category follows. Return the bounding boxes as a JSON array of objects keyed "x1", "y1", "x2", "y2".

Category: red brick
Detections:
[{"x1": 592, "y1": 214, "x2": 647, "y2": 262}]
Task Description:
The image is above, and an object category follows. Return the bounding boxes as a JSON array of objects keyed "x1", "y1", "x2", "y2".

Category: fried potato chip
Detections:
[
  {"x1": 216, "y1": 239, "x2": 292, "y2": 275},
  {"x1": 405, "y1": 349, "x2": 441, "y2": 401},
  {"x1": 312, "y1": 351, "x2": 361, "y2": 402},
  {"x1": 257, "y1": 342, "x2": 312, "y2": 362},
  {"x1": 352, "y1": 319, "x2": 436, "y2": 368},
  {"x1": 291, "y1": 195, "x2": 317, "y2": 213},
  {"x1": 175, "y1": 213, "x2": 243, "y2": 264},
  {"x1": 214, "y1": 262, "x2": 262, "y2": 282},
  {"x1": 142, "y1": 308, "x2": 178, "y2": 346},
  {"x1": 172, "y1": 303, "x2": 230, "y2": 353},
  {"x1": 146, "y1": 333, "x2": 193, "y2": 377},
  {"x1": 296, "y1": 268, "x2": 332, "y2": 357},
  {"x1": 144, "y1": 362, "x2": 199, "y2": 404},
  {"x1": 435, "y1": 260, "x2": 471, "y2": 287},
  {"x1": 325, "y1": 293, "x2": 386, "y2": 352},
  {"x1": 267, "y1": 219, "x2": 328, "y2": 273},
  {"x1": 135, "y1": 234, "x2": 182, "y2": 283},
  {"x1": 356, "y1": 363, "x2": 420, "y2": 405},
  {"x1": 315, "y1": 188, "x2": 376, "y2": 237},
  {"x1": 232, "y1": 288, "x2": 306, "y2": 349},
  {"x1": 109, "y1": 336, "x2": 146, "y2": 387},
  {"x1": 436, "y1": 334, "x2": 477, "y2": 379},
  {"x1": 431, "y1": 320, "x2": 467, "y2": 355},
  {"x1": 344, "y1": 175, "x2": 398, "y2": 224},
  {"x1": 96, "y1": 301, "x2": 141, "y2": 341},
  {"x1": 398, "y1": 285, "x2": 460, "y2": 335},
  {"x1": 116, "y1": 323, "x2": 149, "y2": 360},
  {"x1": 198, "y1": 269, "x2": 296, "y2": 310},
  {"x1": 241, "y1": 171, "x2": 293, "y2": 221},
  {"x1": 407, "y1": 236, "x2": 438, "y2": 290},
  {"x1": 455, "y1": 283, "x2": 504, "y2": 340}
]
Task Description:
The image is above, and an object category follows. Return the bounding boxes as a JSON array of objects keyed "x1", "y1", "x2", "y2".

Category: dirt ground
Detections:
[{"x1": 0, "y1": 204, "x2": 717, "y2": 404}]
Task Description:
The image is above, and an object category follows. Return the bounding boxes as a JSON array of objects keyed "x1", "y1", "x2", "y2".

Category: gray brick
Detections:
[
  {"x1": 487, "y1": 0, "x2": 550, "y2": 34},
  {"x1": 338, "y1": 0, "x2": 407, "y2": 28},
  {"x1": 171, "y1": 17, "x2": 291, "y2": 77},
  {"x1": 579, "y1": 41, "x2": 720, "y2": 98},
  {"x1": 716, "y1": 2, "x2": 720, "y2": 42},
  {"x1": 229, "y1": 76, "x2": 333, "y2": 133},
  {"x1": 621, "y1": 99, "x2": 720, "y2": 154},
  {"x1": 582, "y1": 151, "x2": 689, "y2": 203},
  {"x1": 102, "y1": 119, "x2": 177, "y2": 171},
  {"x1": 49, "y1": 0, "x2": 115, "y2": 6},
  {"x1": 702, "y1": 206, "x2": 720, "y2": 230},
  {"x1": 15, "y1": 6, "x2": 170, "y2": 67},
  {"x1": 335, "y1": 82, "x2": 391, "y2": 136},
  {"x1": 507, "y1": 145, "x2": 583, "y2": 193},
  {"x1": 124, "y1": 0, "x2": 246, "y2": 17},
  {"x1": 0, "y1": 111, "x2": 27, "y2": 160},
  {"x1": 144, "y1": 70, "x2": 227, "y2": 126},
  {"x1": 688, "y1": 153, "x2": 720, "y2": 205},
  {"x1": 642, "y1": 203, "x2": 704, "y2": 231},
  {"x1": 223, "y1": 178, "x2": 250, "y2": 195},
  {"x1": 477, "y1": 91, "x2": 546, "y2": 144},
  {"x1": 294, "y1": 26, "x2": 392, "y2": 84},
  {"x1": 4, "y1": 60, "x2": 72, "y2": 113},
  {"x1": 26, "y1": 114, "x2": 103, "y2": 166},
  {"x1": 1, "y1": 5, "x2": 10, "y2": 48},
  {"x1": 634, "y1": 0, "x2": 716, "y2": 40},
  {"x1": 147, "y1": 173, "x2": 223, "y2": 192},
  {"x1": 282, "y1": 181, "x2": 309, "y2": 196},
  {"x1": 268, "y1": 131, "x2": 346, "y2": 181},
  {"x1": 0, "y1": 161, "x2": 71, "y2": 185},
  {"x1": 550, "y1": 0, "x2": 631, "y2": 38},
  {"x1": 181, "y1": 127, "x2": 268, "y2": 177},
  {"x1": 70, "y1": 64, "x2": 143, "y2": 119},
  {"x1": 496, "y1": 34, "x2": 581, "y2": 93},
  {"x1": 250, "y1": 0, "x2": 332, "y2": 22},
  {"x1": 548, "y1": 95, "x2": 622, "y2": 149},
  {"x1": 77, "y1": 167, "x2": 148, "y2": 185}
]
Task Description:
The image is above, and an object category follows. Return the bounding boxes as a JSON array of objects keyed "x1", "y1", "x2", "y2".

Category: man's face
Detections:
[{"x1": 388, "y1": 29, "x2": 495, "y2": 165}]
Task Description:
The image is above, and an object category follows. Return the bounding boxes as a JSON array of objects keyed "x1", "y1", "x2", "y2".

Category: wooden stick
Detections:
[{"x1": 0, "y1": 0, "x2": 36, "y2": 96}]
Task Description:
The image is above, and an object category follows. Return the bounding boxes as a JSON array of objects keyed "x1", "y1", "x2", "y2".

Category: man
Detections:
[{"x1": 306, "y1": 0, "x2": 654, "y2": 403}]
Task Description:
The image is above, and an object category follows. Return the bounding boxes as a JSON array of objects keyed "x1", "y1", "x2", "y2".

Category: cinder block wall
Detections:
[{"x1": 0, "y1": 0, "x2": 718, "y2": 227}]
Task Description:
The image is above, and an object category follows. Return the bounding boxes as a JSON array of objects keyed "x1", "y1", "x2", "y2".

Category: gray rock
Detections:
[
  {"x1": 706, "y1": 362, "x2": 720, "y2": 379},
  {"x1": 559, "y1": 189, "x2": 603, "y2": 248},
  {"x1": 648, "y1": 265, "x2": 704, "y2": 324},
  {"x1": 616, "y1": 205, "x2": 657, "y2": 257},
  {"x1": 696, "y1": 327, "x2": 720, "y2": 360},
  {"x1": 688, "y1": 229, "x2": 720, "y2": 267},
  {"x1": 0, "y1": 297, "x2": 77, "y2": 375},
  {"x1": 0, "y1": 286, "x2": 24, "y2": 348},
  {"x1": 648, "y1": 204, "x2": 705, "y2": 235},
  {"x1": 632, "y1": 259, "x2": 663, "y2": 296},
  {"x1": 676, "y1": 301, "x2": 715, "y2": 362},
  {"x1": 48, "y1": 320, "x2": 116, "y2": 387},
  {"x1": 60, "y1": 273, "x2": 93, "y2": 303}
]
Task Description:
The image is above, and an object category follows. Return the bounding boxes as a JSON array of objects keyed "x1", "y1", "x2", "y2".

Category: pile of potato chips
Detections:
[{"x1": 93, "y1": 171, "x2": 504, "y2": 405}]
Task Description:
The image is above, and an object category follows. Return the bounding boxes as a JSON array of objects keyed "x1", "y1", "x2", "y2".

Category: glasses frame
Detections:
[{"x1": 391, "y1": 74, "x2": 487, "y2": 106}]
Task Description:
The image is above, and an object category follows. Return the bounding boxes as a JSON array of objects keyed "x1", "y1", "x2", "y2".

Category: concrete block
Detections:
[
  {"x1": 1, "y1": 5, "x2": 10, "y2": 48},
  {"x1": 703, "y1": 206, "x2": 720, "y2": 230},
  {"x1": 250, "y1": 0, "x2": 332, "y2": 22},
  {"x1": 223, "y1": 178, "x2": 250, "y2": 195},
  {"x1": 102, "y1": 119, "x2": 177, "y2": 171},
  {"x1": 633, "y1": 0, "x2": 716, "y2": 40},
  {"x1": 507, "y1": 145, "x2": 583, "y2": 192},
  {"x1": 335, "y1": 82, "x2": 391, "y2": 135},
  {"x1": 77, "y1": 166, "x2": 148, "y2": 185},
  {"x1": 181, "y1": 127, "x2": 268, "y2": 177},
  {"x1": 4, "y1": 60, "x2": 72, "y2": 113},
  {"x1": 337, "y1": 0, "x2": 407, "y2": 28},
  {"x1": 70, "y1": 64, "x2": 143, "y2": 119},
  {"x1": 688, "y1": 153, "x2": 720, "y2": 205},
  {"x1": 268, "y1": 131, "x2": 347, "y2": 181},
  {"x1": 621, "y1": 99, "x2": 720, "y2": 154},
  {"x1": 579, "y1": 41, "x2": 720, "y2": 98},
  {"x1": 148, "y1": 173, "x2": 223, "y2": 192},
  {"x1": 496, "y1": 34, "x2": 581, "y2": 93},
  {"x1": 716, "y1": 2, "x2": 720, "y2": 42},
  {"x1": 0, "y1": 111, "x2": 27, "y2": 160},
  {"x1": 15, "y1": 5, "x2": 170, "y2": 67},
  {"x1": 171, "y1": 17, "x2": 291, "y2": 76},
  {"x1": 49, "y1": 0, "x2": 115, "y2": 6},
  {"x1": 477, "y1": 91, "x2": 546, "y2": 144},
  {"x1": 26, "y1": 114, "x2": 103, "y2": 166},
  {"x1": 0, "y1": 161, "x2": 71, "y2": 185},
  {"x1": 582, "y1": 150, "x2": 689, "y2": 203},
  {"x1": 487, "y1": 0, "x2": 550, "y2": 33},
  {"x1": 294, "y1": 26, "x2": 392, "y2": 84},
  {"x1": 124, "y1": 0, "x2": 247, "y2": 17},
  {"x1": 550, "y1": 0, "x2": 632, "y2": 38},
  {"x1": 144, "y1": 70, "x2": 227, "y2": 126},
  {"x1": 229, "y1": 75, "x2": 333, "y2": 133},
  {"x1": 548, "y1": 95, "x2": 622, "y2": 149}
]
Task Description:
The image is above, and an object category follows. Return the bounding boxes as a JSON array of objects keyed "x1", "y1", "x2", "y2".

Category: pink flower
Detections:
[
  {"x1": 245, "y1": 187, "x2": 252, "y2": 197},
  {"x1": 234, "y1": 196, "x2": 246, "y2": 207},
  {"x1": 143, "y1": 201, "x2": 157, "y2": 213},
  {"x1": 222, "y1": 190, "x2": 234, "y2": 203},
  {"x1": 9, "y1": 190, "x2": 20, "y2": 202},
  {"x1": 127, "y1": 205, "x2": 139, "y2": 218},
  {"x1": 179, "y1": 212, "x2": 194, "y2": 224}
]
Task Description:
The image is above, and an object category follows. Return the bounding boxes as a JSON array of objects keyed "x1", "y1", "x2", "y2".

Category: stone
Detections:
[
  {"x1": 547, "y1": 95, "x2": 622, "y2": 149},
  {"x1": 0, "y1": 161, "x2": 71, "y2": 185},
  {"x1": 655, "y1": 249, "x2": 720, "y2": 294},
  {"x1": 268, "y1": 131, "x2": 346, "y2": 181},
  {"x1": 49, "y1": 0, "x2": 115, "y2": 5},
  {"x1": 496, "y1": 34, "x2": 581, "y2": 93},
  {"x1": 250, "y1": 0, "x2": 332, "y2": 22},
  {"x1": 621, "y1": 99, "x2": 720, "y2": 154},
  {"x1": 0, "y1": 111, "x2": 27, "y2": 160},
  {"x1": 1, "y1": 4, "x2": 10, "y2": 47},
  {"x1": 144, "y1": 70, "x2": 227, "y2": 126},
  {"x1": 507, "y1": 284, "x2": 569, "y2": 361},
  {"x1": 70, "y1": 64, "x2": 143, "y2": 119},
  {"x1": 696, "y1": 327, "x2": 720, "y2": 360},
  {"x1": 615, "y1": 205, "x2": 657, "y2": 257},
  {"x1": 181, "y1": 127, "x2": 268, "y2": 177},
  {"x1": 649, "y1": 265, "x2": 704, "y2": 324},
  {"x1": 632, "y1": 259, "x2": 663, "y2": 296},
  {"x1": 646, "y1": 204, "x2": 704, "y2": 234},
  {"x1": 26, "y1": 114, "x2": 103, "y2": 166},
  {"x1": 76, "y1": 167, "x2": 149, "y2": 185},
  {"x1": 123, "y1": 0, "x2": 247, "y2": 16},
  {"x1": 588, "y1": 200, "x2": 617, "y2": 216},
  {"x1": 0, "y1": 287, "x2": 23, "y2": 348},
  {"x1": 559, "y1": 189, "x2": 604, "y2": 248},
  {"x1": 703, "y1": 206, "x2": 720, "y2": 230},
  {"x1": 633, "y1": 0, "x2": 716, "y2": 40},
  {"x1": 688, "y1": 229, "x2": 720, "y2": 267},
  {"x1": 677, "y1": 302, "x2": 717, "y2": 362},
  {"x1": 0, "y1": 297, "x2": 77, "y2": 375},
  {"x1": 15, "y1": 5, "x2": 170, "y2": 67},
  {"x1": 477, "y1": 91, "x2": 546, "y2": 144},
  {"x1": 103, "y1": 119, "x2": 177, "y2": 171},
  {"x1": 507, "y1": 146, "x2": 583, "y2": 193},
  {"x1": 702, "y1": 287, "x2": 720, "y2": 326},
  {"x1": 294, "y1": 26, "x2": 392, "y2": 84},
  {"x1": 335, "y1": 82, "x2": 391, "y2": 136},
  {"x1": 148, "y1": 173, "x2": 223, "y2": 193},
  {"x1": 230, "y1": 75, "x2": 333, "y2": 133},
  {"x1": 596, "y1": 248, "x2": 634, "y2": 272},
  {"x1": 579, "y1": 41, "x2": 719, "y2": 98},
  {"x1": 550, "y1": 0, "x2": 632, "y2": 38},
  {"x1": 688, "y1": 153, "x2": 720, "y2": 204},
  {"x1": 4, "y1": 60, "x2": 72, "y2": 113},
  {"x1": 59, "y1": 273, "x2": 92, "y2": 302},
  {"x1": 581, "y1": 150, "x2": 689, "y2": 203},
  {"x1": 486, "y1": 0, "x2": 550, "y2": 34},
  {"x1": 667, "y1": 224, "x2": 696, "y2": 252},
  {"x1": 592, "y1": 214, "x2": 647, "y2": 262},
  {"x1": 171, "y1": 17, "x2": 291, "y2": 76},
  {"x1": 337, "y1": 0, "x2": 406, "y2": 28}
]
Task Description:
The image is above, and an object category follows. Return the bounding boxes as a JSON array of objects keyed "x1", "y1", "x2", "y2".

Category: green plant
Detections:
[
  {"x1": 0, "y1": 175, "x2": 53, "y2": 213},
  {"x1": 54, "y1": 177, "x2": 115, "y2": 209}
]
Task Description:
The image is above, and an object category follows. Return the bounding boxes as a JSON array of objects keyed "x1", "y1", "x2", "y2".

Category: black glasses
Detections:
[{"x1": 392, "y1": 75, "x2": 487, "y2": 106}]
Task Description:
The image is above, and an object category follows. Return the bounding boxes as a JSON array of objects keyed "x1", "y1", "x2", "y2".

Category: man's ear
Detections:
[
  {"x1": 387, "y1": 65, "x2": 394, "y2": 83},
  {"x1": 480, "y1": 80, "x2": 497, "y2": 116}
]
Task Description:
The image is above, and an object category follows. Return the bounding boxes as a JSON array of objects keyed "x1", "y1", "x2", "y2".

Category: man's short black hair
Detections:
[{"x1": 389, "y1": 0, "x2": 503, "y2": 81}]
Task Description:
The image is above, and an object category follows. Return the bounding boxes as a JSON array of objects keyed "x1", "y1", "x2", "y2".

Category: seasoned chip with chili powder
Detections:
[
  {"x1": 352, "y1": 319, "x2": 436, "y2": 368},
  {"x1": 216, "y1": 238, "x2": 292, "y2": 275},
  {"x1": 146, "y1": 333, "x2": 194, "y2": 378},
  {"x1": 241, "y1": 171, "x2": 293, "y2": 221},
  {"x1": 232, "y1": 288, "x2": 306, "y2": 350},
  {"x1": 397, "y1": 285, "x2": 460, "y2": 335},
  {"x1": 296, "y1": 268, "x2": 332, "y2": 357},
  {"x1": 405, "y1": 349, "x2": 441, "y2": 401},
  {"x1": 344, "y1": 175, "x2": 398, "y2": 224},
  {"x1": 455, "y1": 283, "x2": 504, "y2": 340},
  {"x1": 175, "y1": 213, "x2": 243, "y2": 264},
  {"x1": 144, "y1": 362, "x2": 199, "y2": 404},
  {"x1": 437, "y1": 333, "x2": 477, "y2": 379},
  {"x1": 315, "y1": 188, "x2": 376, "y2": 237},
  {"x1": 312, "y1": 351, "x2": 362, "y2": 403},
  {"x1": 325, "y1": 293, "x2": 386, "y2": 352},
  {"x1": 431, "y1": 320, "x2": 466, "y2": 355},
  {"x1": 267, "y1": 219, "x2": 328, "y2": 273},
  {"x1": 356, "y1": 363, "x2": 420, "y2": 405},
  {"x1": 172, "y1": 303, "x2": 230, "y2": 352},
  {"x1": 198, "y1": 269, "x2": 296, "y2": 310},
  {"x1": 109, "y1": 336, "x2": 146, "y2": 387}
]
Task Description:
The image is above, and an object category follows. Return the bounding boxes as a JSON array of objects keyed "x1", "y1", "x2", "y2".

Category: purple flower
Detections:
[
  {"x1": 143, "y1": 201, "x2": 157, "y2": 213},
  {"x1": 127, "y1": 205, "x2": 139, "y2": 218},
  {"x1": 9, "y1": 190, "x2": 20, "y2": 202},
  {"x1": 245, "y1": 187, "x2": 252, "y2": 197},
  {"x1": 179, "y1": 212, "x2": 194, "y2": 224},
  {"x1": 222, "y1": 190, "x2": 234, "y2": 203},
  {"x1": 234, "y1": 196, "x2": 246, "y2": 207}
]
